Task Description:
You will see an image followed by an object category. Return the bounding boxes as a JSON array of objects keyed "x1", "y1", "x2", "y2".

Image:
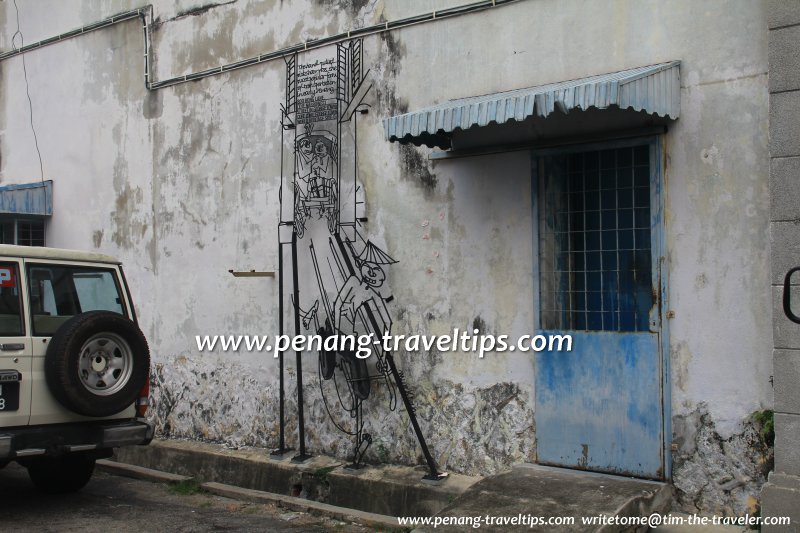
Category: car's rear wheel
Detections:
[
  {"x1": 26, "y1": 455, "x2": 95, "y2": 493},
  {"x1": 45, "y1": 311, "x2": 150, "y2": 417}
]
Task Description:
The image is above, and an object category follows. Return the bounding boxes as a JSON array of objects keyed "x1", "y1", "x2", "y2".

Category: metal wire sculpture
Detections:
[{"x1": 274, "y1": 39, "x2": 446, "y2": 480}]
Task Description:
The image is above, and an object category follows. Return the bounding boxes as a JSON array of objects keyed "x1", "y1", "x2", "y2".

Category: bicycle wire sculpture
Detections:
[{"x1": 274, "y1": 39, "x2": 446, "y2": 480}]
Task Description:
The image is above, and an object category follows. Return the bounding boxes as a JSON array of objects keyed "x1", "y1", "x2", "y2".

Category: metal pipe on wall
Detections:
[{"x1": 0, "y1": 0, "x2": 523, "y2": 91}]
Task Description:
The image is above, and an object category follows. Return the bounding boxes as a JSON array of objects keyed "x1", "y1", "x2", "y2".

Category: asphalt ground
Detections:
[{"x1": 0, "y1": 462, "x2": 374, "y2": 532}]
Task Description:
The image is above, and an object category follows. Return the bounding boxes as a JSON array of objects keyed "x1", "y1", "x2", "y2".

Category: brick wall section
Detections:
[{"x1": 763, "y1": 1, "x2": 800, "y2": 529}]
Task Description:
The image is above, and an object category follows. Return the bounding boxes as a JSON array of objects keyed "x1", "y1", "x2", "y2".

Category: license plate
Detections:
[{"x1": 0, "y1": 371, "x2": 20, "y2": 411}]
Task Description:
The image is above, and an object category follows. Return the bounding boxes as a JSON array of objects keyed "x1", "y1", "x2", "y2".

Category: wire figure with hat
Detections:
[{"x1": 333, "y1": 239, "x2": 397, "y2": 337}]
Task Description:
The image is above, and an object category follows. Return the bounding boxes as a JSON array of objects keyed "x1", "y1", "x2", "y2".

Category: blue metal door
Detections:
[{"x1": 533, "y1": 140, "x2": 665, "y2": 479}]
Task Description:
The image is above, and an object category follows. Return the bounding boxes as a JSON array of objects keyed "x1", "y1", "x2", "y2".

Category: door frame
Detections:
[{"x1": 530, "y1": 134, "x2": 671, "y2": 480}]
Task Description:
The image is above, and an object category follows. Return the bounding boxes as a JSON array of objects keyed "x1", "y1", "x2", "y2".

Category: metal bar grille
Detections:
[{"x1": 540, "y1": 145, "x2": 652, "y2": 332}]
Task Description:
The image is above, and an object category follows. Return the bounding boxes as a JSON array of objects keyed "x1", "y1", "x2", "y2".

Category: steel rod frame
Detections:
[{"x1": 291, "y1": 229, "x2": 311, "y2": 462}]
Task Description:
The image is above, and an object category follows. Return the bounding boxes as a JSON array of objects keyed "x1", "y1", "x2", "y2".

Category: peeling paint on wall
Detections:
[
  {"x1": 672, "y1": 404, "x2": 772, "y2": 516},
  {"x1": 0, "y1": 0, "x2": 774, "y2": 516},
  {"x1": 150, "y1": 359, "x2": 535, "y2": 476}
]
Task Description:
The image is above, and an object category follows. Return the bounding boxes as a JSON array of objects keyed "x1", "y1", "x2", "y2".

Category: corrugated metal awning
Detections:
[
  {"x1": 0, "y1": 181, "x2": 53, "y2": 216},
  {"x1": 384, "y1": 61, "x2": 681, "y2": 149}
]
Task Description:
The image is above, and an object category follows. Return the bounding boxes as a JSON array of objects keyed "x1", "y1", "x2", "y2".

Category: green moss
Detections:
[
  {"x1": 166, "y1": 479, "x2": 205, "y2": 495},
  {"x1": 312, "y1": 465, "x2": 338, "y2": 484},
  {"x1": 752, "y1": 409, "x2": 775, "y2": 448}
]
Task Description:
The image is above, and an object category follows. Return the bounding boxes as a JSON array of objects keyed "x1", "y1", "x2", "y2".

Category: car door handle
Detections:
[{"x1": 0, "y1": 343, "x2": 25, "y2": 351}]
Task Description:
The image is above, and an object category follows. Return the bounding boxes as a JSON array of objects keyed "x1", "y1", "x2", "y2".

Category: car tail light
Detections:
[{"x1": 136, "y1": 379, "x2": 150, "y2": 417}]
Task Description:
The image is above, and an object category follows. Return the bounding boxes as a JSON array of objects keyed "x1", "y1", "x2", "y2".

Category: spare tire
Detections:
[{"x1": 45, "y1": 311, "x2": 150, "y2": 417}]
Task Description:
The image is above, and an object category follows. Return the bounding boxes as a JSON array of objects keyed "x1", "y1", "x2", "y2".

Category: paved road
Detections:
[{"x1": 0, "y1": 462, "x2": 373, "y2": 532}]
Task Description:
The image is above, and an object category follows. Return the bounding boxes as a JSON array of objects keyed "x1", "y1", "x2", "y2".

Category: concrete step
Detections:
[
  {"x1": 201, "y1": 481, "x2": 401, "y2": 530},
  {"x1": 96, "y1": 459, "x2": 194, "y2": 484},
  {"x1": 114, "y1": 439, "x2": 675, "y2": 532},
  {"x1": 113, "y1": 439, "x2": 479, "y2": 517},
  {"x1": 415, "y1": 463, "x2": 672, "y2": 532}
]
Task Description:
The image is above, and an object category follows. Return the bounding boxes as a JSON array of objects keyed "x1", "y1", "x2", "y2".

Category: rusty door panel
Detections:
[
  {"x1": 535, "y1": 331, "x2": 662, "y2": 478},
  {"x1": 533, "y1": 140, "x2": 665, "y2": 480}
]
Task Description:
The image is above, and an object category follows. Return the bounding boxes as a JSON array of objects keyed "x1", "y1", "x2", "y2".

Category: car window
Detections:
[
  {"x1": 27, "y1": 264, "x2": 125, "y2": 336},
  {"x1": 0, "y1": 262, "x2": 24, "y2": 336},
  {"x1": 73, "y1": 272, "x2": 122, "y2": 312}
]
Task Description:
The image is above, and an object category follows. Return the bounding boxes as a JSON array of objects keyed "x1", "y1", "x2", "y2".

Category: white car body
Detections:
[{"x1": 0, "y1": 245, "x2": 151, "y2": 490}]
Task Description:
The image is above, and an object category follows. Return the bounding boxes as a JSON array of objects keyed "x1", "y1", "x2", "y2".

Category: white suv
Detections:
[{"x1": 0, "y1": 245, "x2": 152, "y2": 492}]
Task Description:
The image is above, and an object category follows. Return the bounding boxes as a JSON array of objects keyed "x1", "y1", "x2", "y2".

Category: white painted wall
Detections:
[{"x1": 0, "y1": 0, "x2": 771, "y2": 513}]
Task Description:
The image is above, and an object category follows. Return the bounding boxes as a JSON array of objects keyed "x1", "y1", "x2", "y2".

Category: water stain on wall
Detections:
[
  {"x1": 374, "y1": 31, "x2": 408, "y2": 116},
  {"x1": 671, "y1": 341, "x2": 692, "y2": 392},
  {"x1": 399, "y1": 144, "x2": 437, "y2": 193},
  {"x1": 143, "y1": 89, "x2": 163, "y2": 120},
  {"x1": 111, "y1": 184, "x2": 148, "y2": 248},
  {"x1": 152, "y1": 1, "x2": 238, "y2": 29},
  {"x1": 312, "y1": 0, "x2": 371, "y2": 16},
  {"x1": 92, "y1": 229, "x2": 104, "y2": 248}
]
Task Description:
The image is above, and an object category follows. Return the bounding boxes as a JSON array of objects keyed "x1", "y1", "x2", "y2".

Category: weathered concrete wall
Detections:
[
  {"x1": 0, "y1": 0, "x2": 772, "y2": 514},
  {"x1": 364, "y1": 0, "x2": 772, "y2": 513}
]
